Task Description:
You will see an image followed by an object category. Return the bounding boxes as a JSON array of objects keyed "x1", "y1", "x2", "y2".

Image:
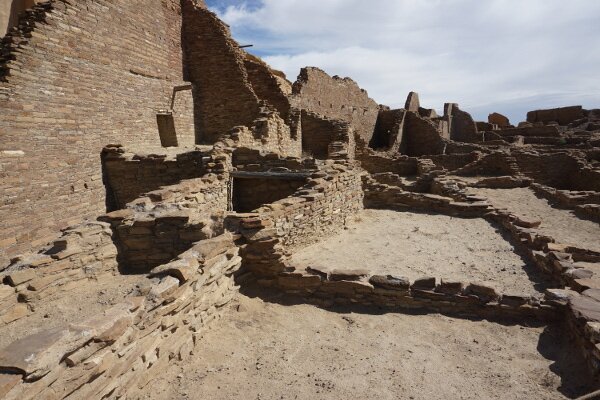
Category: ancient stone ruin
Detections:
[{"x1": 1, "y1": 1, "x2": 600, "y2": 399}]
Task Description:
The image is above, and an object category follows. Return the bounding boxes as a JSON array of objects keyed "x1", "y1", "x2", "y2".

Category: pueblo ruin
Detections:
[{"x1": 0, "y1": 1, "x2": 599, "y2": 399}]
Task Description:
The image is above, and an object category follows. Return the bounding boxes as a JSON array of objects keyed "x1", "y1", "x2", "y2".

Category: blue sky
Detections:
[{"x1": 205, "y1": 0, "x2": 600, "y2": 123}]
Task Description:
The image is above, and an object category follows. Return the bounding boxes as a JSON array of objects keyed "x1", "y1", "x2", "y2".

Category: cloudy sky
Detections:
[{"x1": 205, "y1": 0, "x2": 600, "y2": 123}]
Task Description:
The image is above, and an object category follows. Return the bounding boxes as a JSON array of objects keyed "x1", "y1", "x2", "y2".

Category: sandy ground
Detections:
[
  {"x1": 469, "y1": 187, "x2": 600, "y2": 253},
  {"x1": 289, "y1": 210, "x2": 548, "y2": 295},
  {"x1": 0, "y1": 272, "x2": 148, "y2": 349},
  {"x1": 140, "y1": 293, "x2": 590, "y2": 400}
]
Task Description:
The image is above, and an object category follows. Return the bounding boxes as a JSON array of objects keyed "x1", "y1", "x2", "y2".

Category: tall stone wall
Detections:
[
  {"x1": 291, "y1": 67, "x2": 380, "y2": 145},
  {"x1": 0, "y1": 0, "x2": 195, "y2": 265},
  {"x1": 182, "y1": 0, "x2": 261, "y2": 144}
]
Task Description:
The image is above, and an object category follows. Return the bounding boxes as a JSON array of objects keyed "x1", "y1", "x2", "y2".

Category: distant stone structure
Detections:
[
  {"x1": 0, "y1": 1, "x2": 600, "y2": 398},
  {"x1": 488, "y1": 112, "x2": 511, "y2": 127}
]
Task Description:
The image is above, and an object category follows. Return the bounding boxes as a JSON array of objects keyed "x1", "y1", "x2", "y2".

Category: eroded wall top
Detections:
[{"x1": 290, "y1": 67, "x2": 380, "y2": 145}]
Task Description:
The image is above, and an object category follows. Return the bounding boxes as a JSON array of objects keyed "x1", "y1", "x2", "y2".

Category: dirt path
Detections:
[
  {"x1": 289, "y1": 210, "x2": 548, "y2": 295},
  {"x1": 469, "y1": 187, "x2": 600, "y2": 252},
  {"x1": 140, "y1": 294, "x2": 588, "y2": 400}
]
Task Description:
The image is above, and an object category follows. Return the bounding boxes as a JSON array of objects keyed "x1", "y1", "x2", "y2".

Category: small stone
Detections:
[
  {"x1": 464, "y1": 283, "x2": 499, "y2": 302},
  {"x1": 369, "y1": 275, "x2": 410, "y2": 290},
  {"x1": 329, "y1": 269, "x2": 369, "y2": 282},
  {"x1": 437, "y1": 280, "x2": 463, "y2": 295},
  {"x1": 412, "y1": 277, "x2": 436, "y2": 290}
]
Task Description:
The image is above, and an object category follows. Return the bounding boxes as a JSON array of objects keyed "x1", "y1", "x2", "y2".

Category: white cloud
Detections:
[{"x1": 214, "y1": 0, "x2": 600, "y2": 123}]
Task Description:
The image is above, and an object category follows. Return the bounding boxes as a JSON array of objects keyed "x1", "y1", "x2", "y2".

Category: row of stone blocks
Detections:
[
  {"x1": 260, "y1": 268, "x2": 555, "y2": 321},
  {"x1": 0, "y1": 233, "x2": 242, "y2": 399}
]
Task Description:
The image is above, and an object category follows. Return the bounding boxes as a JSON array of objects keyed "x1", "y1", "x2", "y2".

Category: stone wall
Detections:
[
  {"x1": 356, "y1": 150, "x2": 419, "y2": 176},
  {"x1": 527, "y1": 106, "x2": 584, "y2": 126},
  {"x1": 0, "y1": 233, "x2": 241, "y2": 399},
  {"x1": 300, "y1": 110, "x2": 348, "y2": 159},
  {"x1": 102, "y1": 174, "x2": 229, "y2": 273},
  {"x1": 404, "y1": 112, "x2": 447, "y2": 156},
  {"x1": 0, "y1": 0, "x2": 195, "y2": 265},
  {"x1": 232, "y1": 176, "x2": 307, "y2": 213},
  {"x1": 181, "y1": 0, "x2": 260, "y2": 144},
  {"x1": 514, "y1": 152, "x2": 600, "y2": 191},
  {"x1": 370, "y1": 108, "x2": 406, "y2": 152},
  {"x1": 228, "y1": 165, "x2": 364, "y2": 278},
  {"x1": 445, "y1": 103, "x2": 480, "y2": 143},
  {"x1": 290, "y1": 67, "x2": 379, "y2": 146},
  {"x1": 0, "y1": 221, "x2": 118, "y2": 328},
  {"x1": 101, "y1": 145, "x2": 210, "y2": 211},
  {"x1": 222, "y1": 110, "x2": 302, "y2": 158}
]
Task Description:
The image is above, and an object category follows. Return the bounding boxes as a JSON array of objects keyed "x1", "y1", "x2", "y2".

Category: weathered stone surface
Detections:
[
  {"x1": 412, "y1": 277, "x2": 436, "y2": 290},
  {"x1": 571, "y1": 294, "x2": 600, "y2": 322},
  {"x1": 369, "y1": 275, "x2": 410, "y2": 290},
  {"x1": 464, "y1": 283, "x2": 499, "y2": 302},
  {"x1": 500, "y1": 294, "x2": 530, "y2": 307},
  {"x1": 329, "y1": 269, "x2": 369, "y2": 282},
  {"x1": 5, "y1": 269, "x2": 36, "y2": 286},
  {"x1": 149, "y1": 259, "x2": 199, "y2": 283},
  {"x1": 405, "y1": 92, "x2": 420, "y2": 112},
  {"x1": 488, "y1": 112, "x2": 510, "y2": 127},
  {"x1": 0, "y1": 373, "x2": 21, "y2": 398},
  {"x1": 437, "y1": 280, "x2": 463, "y2": 295},
  {"x1": 0, "y1": 304, "x2": 28, "y2": 324}
]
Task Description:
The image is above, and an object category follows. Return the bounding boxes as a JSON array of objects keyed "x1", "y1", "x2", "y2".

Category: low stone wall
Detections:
[
  {"x1": 101, "y1": 145, "x2": 210, "y2": 210},
  {"x1": 362, "y1": 175, "x2": 491, "y2": 217},
  {"x1": 530, "y1": 183, "x2": 600, "y2": 222},
  {"x1": 0, "y1": 222, "x2": 118, "y2": 327},
  {"x1": 356, "y1": 149, "x2": 419, "y2": 175},
  {"x1": 227, "y1": 164, "x2": 364, "y2": 278},
  {"x1": 260, "y1": 267, "x2": 555, "y2": 322},
  {"x1": 0, "y1": 234, "x2": 241, "y2": 399},
  {"x1": 101, "y1": 175, "x2": 229, "y2": 273},
  {"x1": 513, "y1": 151, "x2": 600, "y2": 191},
  {"x1": 424, "y1": 153, "x2": 478, "y2": 172}
]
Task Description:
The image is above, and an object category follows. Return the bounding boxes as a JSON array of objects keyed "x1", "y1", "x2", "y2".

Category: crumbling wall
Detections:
[
  {"x1": 229, "y1": 165, "x2": 364, "y2": 277},
  {"x1": 356, "y1": 150, "x2": 419, "y2": 175},
  {"x1": 101, "y1": 145, "x2": 210, "y2": 210},
  {"x1": 222, "y1": 111, "x2": 302, "y2": 158},
  {"x1": 0, "y1": 0, "x2": 195, "y2": 265},
  {"x1": 404, "y1": 112, "x2": 446, "y2": 156},
  {"x1": 527, "y1": 106, "x2": 584, "y2": 125},
  {"x1": 0, "y1": 221, "x2": 118, "y2": 327},
  {"x1": 445, "y1": 103, "x2": 480, "y2": 143},
  {"x1": 244, "y1": 54, "x2": 292, "y2": 120},
  {"x1": 370, "y1": 108, "x2": 406, "y2": 152},
  {"x1": 514, "y1": 152, "x2": 600, "y2": 191},
  {"x1": 102, "y1": 174, "x2": 229, "y2": 273},
  {"x1": 0, "y1": 0, "x2": 43, "y2": 36},
  {"x1": 291, "y1": 67, "x2": 379, "y2": 145},
  {"x1": 0, "y1": 233, "x2": 241, "y2": 399},
  {"x1": 232, "y1": 176, "x2": 307, "y2": 213},
  {"x1": 300, "y1": 110, "x2": 340, "y2": 159}
]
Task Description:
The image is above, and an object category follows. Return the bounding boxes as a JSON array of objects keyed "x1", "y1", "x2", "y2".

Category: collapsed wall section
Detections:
[
  {"x1": 291, "y1": 67, "x2": 380, "y2": 146},
  {"x1": 101, "y1": 145, "x2": 210, "y2": 210},
  {"x1": 181, "y1": 0, "x2": 261, "y2": 144},
  {"x1": 0, "y1": 0, "x2": 194, "y2": 265}
]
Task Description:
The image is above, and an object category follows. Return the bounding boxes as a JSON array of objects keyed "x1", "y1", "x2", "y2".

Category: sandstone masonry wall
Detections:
[
  {"x1": 103, "y1": 173, "x2": 229, "y2": 273},
  {"x1": 0, "y1": 233, "x2": 241, "y2": 399},
  {"x1": 101, "y1": 145, "x2": 210, "y2": 211},
  {"x1": 182, "y1": 0, "x2": 258, "y2": 143},
  {"x1": 0, "y1": 0, "x2": 195, "y2": 265},
  {"x1": 291, "y1": 67, "x2": 379, "y2": 146},
  {"x1": 229, "y1": 165, "x2": 364, "y2": 278}
]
